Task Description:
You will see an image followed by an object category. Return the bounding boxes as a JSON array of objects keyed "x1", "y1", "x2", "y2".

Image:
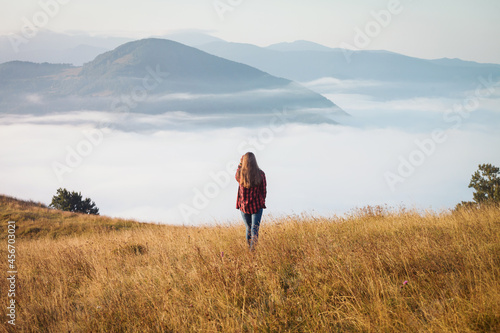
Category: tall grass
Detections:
[{"x1": 1, "y1": 195, "x2": 499, "y2": 332}]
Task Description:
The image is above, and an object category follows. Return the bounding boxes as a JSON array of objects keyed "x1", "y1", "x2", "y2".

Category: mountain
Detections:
[
  {"x1": 267, "y1": 40, "x2": 334, "y2": 52},
  {"x1": 0, "y1": 30, "x2": 132, "y2": 66},
  {"x1": 0, "y1": 30, "x2": 224, "y2": 66},
  {"x1": 5, "y1": 30, "x2": 498, "y2": 101},
  {"x1": 77, "y1": 38, "x2": 289, "y2": 94},
  {"x1": 0, "y1": 38, "x2": 344, "y2": 125},
  {"x1": 197, "y1": 40, "x2": 500, "y2": 99}
]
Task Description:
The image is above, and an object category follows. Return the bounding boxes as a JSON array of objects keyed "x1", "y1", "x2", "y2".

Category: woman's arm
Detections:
[
  {"x1": 235, "y1": 155, "x2": 243, "y2": 181},
  {"x1": 235, "y1": 164, "x2": 241, "y2": 182}
]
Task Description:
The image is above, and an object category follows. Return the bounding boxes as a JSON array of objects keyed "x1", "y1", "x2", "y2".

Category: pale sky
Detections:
[{"x1": 1, "y1": 0, "x2": 500, "y2": 63}]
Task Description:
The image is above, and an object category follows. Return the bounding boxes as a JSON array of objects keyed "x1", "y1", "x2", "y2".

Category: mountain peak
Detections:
[
  {"x1": 79, "y1": 38, "x2": 294, "y2": 94},
  {"x1": 80, "y1": 38, "x2": 185, "y2": 77},
  {"x1": 156, "y1": 31, "x2": 225, "y2": 47}
]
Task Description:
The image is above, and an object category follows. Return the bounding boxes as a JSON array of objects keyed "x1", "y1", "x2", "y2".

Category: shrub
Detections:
[{"x1": 49, "y1": 188, "x2": 99, "y2": 215}]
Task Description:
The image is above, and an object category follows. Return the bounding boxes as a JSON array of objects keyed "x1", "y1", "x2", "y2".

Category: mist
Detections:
[{"x1": 1, "y1": 86, "x2": 499, "y2": 225}]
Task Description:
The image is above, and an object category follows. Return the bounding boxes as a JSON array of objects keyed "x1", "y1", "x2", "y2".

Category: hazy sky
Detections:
[{"x1": 1, "y1": 0, "x2": 500, "y2": 63}]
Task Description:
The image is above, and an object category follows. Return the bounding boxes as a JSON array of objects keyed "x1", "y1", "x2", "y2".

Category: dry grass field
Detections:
[{"x1": 1, "y1": 195, "x2": 499, "y2": 332}]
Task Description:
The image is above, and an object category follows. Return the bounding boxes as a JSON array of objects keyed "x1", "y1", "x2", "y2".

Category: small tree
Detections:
[
  {"x1": 469, "y1": 163, "x2": 500, "y2": 204},
  {"x1": 50, "y1": 188, "x2": 100, "y2": 215},
  {"x1": 456, "y1": 163, "x2": 500, "y2": 209}
]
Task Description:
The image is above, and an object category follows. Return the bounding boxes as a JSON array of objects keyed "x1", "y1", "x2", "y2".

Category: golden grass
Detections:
[
  {"x1": 1, "y1": 195, "x2": 500, "y2": 332},
  {"x1": 0, "y1": 195, "x2": 142, "y2": 240}
]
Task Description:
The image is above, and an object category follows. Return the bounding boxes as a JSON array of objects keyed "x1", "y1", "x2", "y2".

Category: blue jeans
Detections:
[{"x1": 240, "y1": 209, "x2": 263, "y2": 250}]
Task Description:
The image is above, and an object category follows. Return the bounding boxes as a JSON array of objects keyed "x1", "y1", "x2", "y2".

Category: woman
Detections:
[{"x1": 235, "y1": 152, "x2": 267, "y2": 250}]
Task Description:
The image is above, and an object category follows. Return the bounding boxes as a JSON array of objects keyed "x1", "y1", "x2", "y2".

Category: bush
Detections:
[
  {"x1": 456, "y1": 163, "x2": 500, "y2": 210},
  {"x1": 49, "y1": 188, "x2": 99, "y2": 215}
]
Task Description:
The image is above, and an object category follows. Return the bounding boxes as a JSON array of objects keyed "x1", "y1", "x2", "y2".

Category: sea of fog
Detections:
[{"x1": 1, "y1": 80, "x2": 500, "y2": 225}]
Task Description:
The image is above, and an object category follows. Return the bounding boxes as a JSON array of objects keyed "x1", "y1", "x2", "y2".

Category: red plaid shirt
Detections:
[{"x1": 235, "y1": 167, "x2": 267, "y2": 214}]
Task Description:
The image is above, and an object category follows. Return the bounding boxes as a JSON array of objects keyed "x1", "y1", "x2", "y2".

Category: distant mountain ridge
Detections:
[
  {"x1": 0, "y1": 30, "x2": 131, "y2": 66},
  {"x1": 2, "y1": 30, "x2": 498, "y2": 98},
  {"x1": 197, "y1": 40, "x2": 500, "y2": 99},
  {"x1": 3, "y1": 32, "x2": 498, "y2": 125},
  {"x1": 202, "y1": 40, "x2": 500, "y2": 78}
]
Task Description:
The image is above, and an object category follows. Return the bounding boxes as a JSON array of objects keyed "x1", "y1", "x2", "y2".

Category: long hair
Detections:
[{"x1": 238, "y1": 152, "x2": 262, "y2": 188}]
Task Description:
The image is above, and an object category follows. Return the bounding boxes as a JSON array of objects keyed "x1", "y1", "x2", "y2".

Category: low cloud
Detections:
[
  {"x1": 303, "y1": 77, "x2": 384, "y2": 91},
  {"x1": 2, "y1": 78, "x2": 498, "y2": 225},
  {"x1": 1, "y1": 113, "x2": 498, "y2": 225}
]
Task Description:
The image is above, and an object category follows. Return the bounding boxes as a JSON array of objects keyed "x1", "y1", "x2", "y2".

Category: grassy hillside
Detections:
[
  {"x1": 1, "y1": 195, "x2": 499, "y2": 332},
  {"x1": 0, "y1": 195, "x2": 143, "y2": 240}
]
